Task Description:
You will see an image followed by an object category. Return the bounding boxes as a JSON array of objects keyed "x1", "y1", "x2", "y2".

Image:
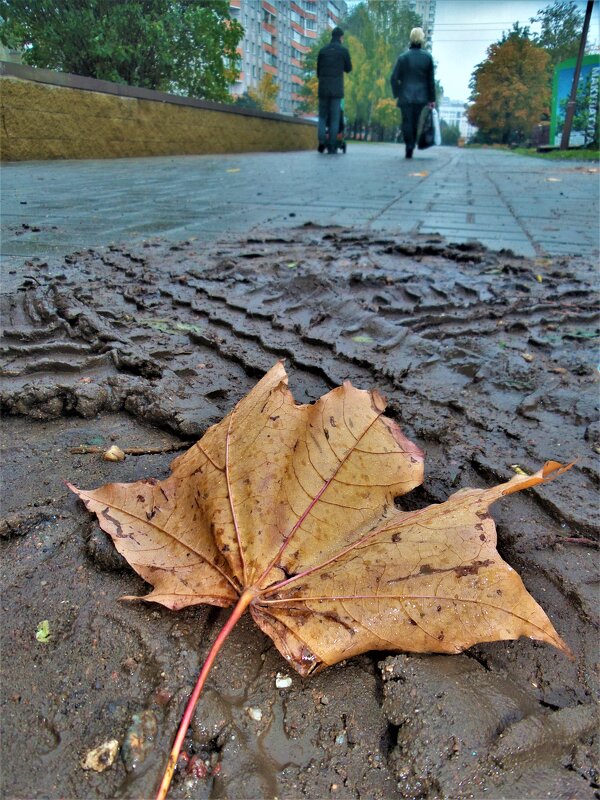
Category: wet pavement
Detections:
[{"x1": 2, "y1": 144, "x2": 599, "y2": 265}]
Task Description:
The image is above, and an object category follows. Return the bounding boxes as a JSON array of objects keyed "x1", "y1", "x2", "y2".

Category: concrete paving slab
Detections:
[{"x1": 1, "y1": 144, "x2": 598, "y2": 262}]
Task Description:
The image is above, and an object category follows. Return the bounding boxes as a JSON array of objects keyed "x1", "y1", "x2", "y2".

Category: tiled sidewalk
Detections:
[{"x1": 2, "y1": 144, "x2": 598, "y2": 262}]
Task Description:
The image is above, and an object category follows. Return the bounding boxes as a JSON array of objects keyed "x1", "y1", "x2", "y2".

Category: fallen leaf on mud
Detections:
[
  {"x1": 546, "y1": 177, "x2": 561, "y2": 182},
  {"x1": 520, "y1": 352, "x2": 535, "y2": 362},
  {"x1": 71, "y1": 363, "x2": 572, "y2": 798},
  {"x1": 226, "y1": 168, "x2": 241, "y2": 173},
  {"x1": 351, "y1": 334, "x2": 374, "y2": 343},
  {"x1": 72, "y1": 362, "x2": 571, "y2": 667},
  {"x1": 409, "y1": 171, "x2": 429, "y2": 177},
  {"x1": 35, "y1": 620, "x2": 50, "y2": 643}
]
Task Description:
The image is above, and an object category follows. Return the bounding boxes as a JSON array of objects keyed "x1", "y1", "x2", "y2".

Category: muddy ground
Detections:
[{"x1": 1, "y1": 227, "x2": 598, "y2": 800}]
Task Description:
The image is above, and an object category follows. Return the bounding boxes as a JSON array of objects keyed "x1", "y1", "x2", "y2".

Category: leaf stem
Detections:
[{"x1": 154, "y1": 589, "x2": 254, "y2": 800}]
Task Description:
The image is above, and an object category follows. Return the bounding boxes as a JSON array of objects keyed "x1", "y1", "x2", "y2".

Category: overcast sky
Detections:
[{"x1": 431, "y1": 0, "x2": 600, "y2": 102}]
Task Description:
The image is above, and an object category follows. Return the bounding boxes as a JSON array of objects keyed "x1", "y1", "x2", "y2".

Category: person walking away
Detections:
[
  {"x1": 317, "y1": 26, "x2": 352, "y2": 154},
  {"x1": 390, "y1": 27, "x2": 435, "y2": 159}
]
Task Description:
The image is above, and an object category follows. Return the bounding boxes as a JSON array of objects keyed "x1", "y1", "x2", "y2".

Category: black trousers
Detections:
[{"x1": 400, "y1": 102, "x2": 426, "y2": 150}]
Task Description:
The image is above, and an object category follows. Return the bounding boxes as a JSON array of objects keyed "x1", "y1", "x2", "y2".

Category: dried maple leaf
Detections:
[{"x1": 70, "y1": 362, "x2": 571, "y2": 799}]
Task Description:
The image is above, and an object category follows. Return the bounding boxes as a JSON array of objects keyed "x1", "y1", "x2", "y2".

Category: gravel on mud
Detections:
[{"x1": 1, "y1": 227, "x2": 598, "y2": 800}]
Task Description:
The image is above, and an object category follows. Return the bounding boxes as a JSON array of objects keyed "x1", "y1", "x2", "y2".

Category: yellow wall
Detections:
[{"x1": 0, "y1": 73, "x2": 316, "y2": 161}]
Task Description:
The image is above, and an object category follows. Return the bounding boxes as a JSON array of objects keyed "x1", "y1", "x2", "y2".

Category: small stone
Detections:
[
  {"x1": 81, "y1": 739, "x2": 119, "y2": 772},
  {"x1": 121, "y1": 710, "x2": 158, "y2": 772},
  {"x1": 103, "y1": 445, "x2": 125, "y2": 462},
  {"x1": 121, "y1": 657, "x2": 138, "y2": 674},
  {"x1": 247, "y1": 707, "x2": 263, "y2": 722},
  {"x1": 320, "y1": 695, "x2": 330, "y2": 705},
  {"x1": 275, "y1": 672, "x2": 292, "y2": 689}
]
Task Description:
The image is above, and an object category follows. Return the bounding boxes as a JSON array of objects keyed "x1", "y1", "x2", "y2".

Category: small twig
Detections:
[
  {"x1": 70, "y1": 443, "x2": 190, "y2": 455},
  {"x1": 554, "y1": 536, "x2": 599, "y2": 547}
]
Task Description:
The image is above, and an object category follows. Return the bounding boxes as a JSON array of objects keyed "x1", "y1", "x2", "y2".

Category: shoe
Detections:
[
  {"x1": 318, "y1": 143, "x2": 325, "y2": 153},
  {"x1": 405, "y1": 146, "x2": 414, "y2": 159}
]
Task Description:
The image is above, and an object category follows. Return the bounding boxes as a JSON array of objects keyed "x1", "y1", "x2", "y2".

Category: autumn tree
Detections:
[
  {"x1": 0, "y1": 0, "x2": 243, "y2": 102},
  {"x1": 343, "y1": 0, "x2": 423, "y2": 140},
  {"x1": 297, "y1": 1, "x2": 436, "y2": 141},
  {"x1": 248, "y1": 73, "x2": 279, "y2": 113},
  {"x1": 296, "y1": 30, "x2": 329, "y2": 116},
  {"x1": 530, "y1": 0, "x2": 585, "y2": 68},
  {"x1": 468, "y1": 31, "x2": 551, "y2": 145}
]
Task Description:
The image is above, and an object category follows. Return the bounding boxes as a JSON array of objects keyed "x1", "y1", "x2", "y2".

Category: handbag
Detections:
[
  {"x1": 432, "y1": 108, "x2": 442, "y2": 146},
  {"x1": 417, "y1": 106, "x2": 435, "y2": 150}
]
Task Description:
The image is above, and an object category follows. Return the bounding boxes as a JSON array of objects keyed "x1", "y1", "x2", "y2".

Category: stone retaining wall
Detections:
[{"x1": 0, "y1": 62, "x2": 315, "y2": 161}]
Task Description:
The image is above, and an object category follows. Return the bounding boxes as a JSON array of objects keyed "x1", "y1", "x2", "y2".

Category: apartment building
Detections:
[
  {"x1": 230, "y1": 0, "x2": 347, "y2": 115},
  {"x1": 410, "y1": 0, "x2": 436, "y2": 44}
]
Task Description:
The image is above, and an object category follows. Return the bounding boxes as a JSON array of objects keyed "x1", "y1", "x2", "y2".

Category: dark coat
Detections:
[
  {"x1": 317, "y1": 39, "x2": 352, "y2": 98},
  {"x1": 390, "y1": 44, "x2": 435, "y2": 106}
]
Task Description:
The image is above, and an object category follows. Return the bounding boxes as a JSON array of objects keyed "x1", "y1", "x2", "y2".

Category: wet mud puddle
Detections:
[{"x1": 1, "y1": 228, "x2": 598, "y2": 799}]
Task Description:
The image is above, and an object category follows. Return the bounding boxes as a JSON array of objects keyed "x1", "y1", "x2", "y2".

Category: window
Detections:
[{"x1": 305, "y1": 18, "x2": 316, "y2": 30}]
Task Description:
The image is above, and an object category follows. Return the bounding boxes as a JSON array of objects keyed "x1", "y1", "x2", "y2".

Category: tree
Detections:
[
  {"x1": 296, "y1": 30, "x2": 329, "y2": 116},
  {"x1": 0, "y1": 0, "x2": 243, "y2": 102},
  {"x1": 530, "y1": 1, "x2": 584, "y2": 68},
  {"x1": 248, "y1": 73, "x2": 279, "y2": 113},
  {"x1": 342, "y1": 0, "x2": 423, "y2": 140},
  {"x1": 467, "y1": 34, "x2": 551, "y2": 145},
  {"x1": 232, "y1": 92, "x2": 261, "y2": 111},
  {"x1": 440, "y1": 121, "x2": 460, "y2": 146},
  {"x1": 557, "y1": 69, "x2": 600, "y2": 147}
]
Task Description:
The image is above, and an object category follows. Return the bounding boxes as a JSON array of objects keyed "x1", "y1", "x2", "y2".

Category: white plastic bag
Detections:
[{"x1": 432, "y1": 108, "x2": 441, "y2": 146}]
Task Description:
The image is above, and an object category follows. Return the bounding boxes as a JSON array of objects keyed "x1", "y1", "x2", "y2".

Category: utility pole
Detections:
[{"x1": 560, "y1": 0, "x2": 595, "y2": 150}]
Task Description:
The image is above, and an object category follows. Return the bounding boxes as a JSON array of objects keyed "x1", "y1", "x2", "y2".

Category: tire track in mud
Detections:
[{"x1": 1, "y1": 229, "x2": 598, "y2": 800}]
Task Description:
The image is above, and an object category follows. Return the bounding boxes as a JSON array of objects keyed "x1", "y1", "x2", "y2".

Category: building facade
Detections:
[
  {"x1": 409, "y1": 0, "x2": 436, "y2": 45},
  {"x1": 438, "y1": 97, "x2": 477, "y2": 142},
  {"x1": 229, "y1": 0, "x2": 347, "y2": 115}
]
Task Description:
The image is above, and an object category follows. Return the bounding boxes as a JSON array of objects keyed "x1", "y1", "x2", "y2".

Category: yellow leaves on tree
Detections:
[
  {"x1": 248, "y1": 72, "x2": 279, "y2": 113},
  {"x1": 468, "y1": 36, "x2": 551, "y2": 144}
]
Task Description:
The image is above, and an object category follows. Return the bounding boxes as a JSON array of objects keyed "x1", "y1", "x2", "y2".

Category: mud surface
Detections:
[{"x1": 1, "y1": 227, "x2": 598, "y2": 800}]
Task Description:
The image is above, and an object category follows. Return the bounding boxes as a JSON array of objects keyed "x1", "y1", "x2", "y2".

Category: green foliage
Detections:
[
  {"x1": 233, "y1": 92, "x2": 261, "y2": 111},
  {"x1": 512, "y1": 146, "x2": 599, "y2": 161},
  {"x1": 342, "y1": 0, "x2": 424, "y2": 140},
  {"x1": 468, "y1": 33, "x2": 551, "y2": 144},
  {"x1": 558, "y1": 69, "x2": 600, "y2": 147},
  {"x1": 440, "y1": 121, "x2": 460, "y2": 146},
  {"x1": 0, "y1": 0, "x2": 243, "y2": 101},
  {"x1": 296, "y1": 30, "x2": 329, "y2": 116},
  {"x1": 530, "y1": 1, "x2": 585, "y2": 68},
  {"x1": 248, "y1": 73, "x2": 279, "y2": 113}
]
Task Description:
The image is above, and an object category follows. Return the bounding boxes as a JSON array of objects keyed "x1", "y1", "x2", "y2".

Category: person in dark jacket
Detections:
[
  {"x1": 317, "y1": 26, "x2": 352, "y2": 154},
  {"x1": 390, "y1": 27, "x2": 436, "y2": 159}
]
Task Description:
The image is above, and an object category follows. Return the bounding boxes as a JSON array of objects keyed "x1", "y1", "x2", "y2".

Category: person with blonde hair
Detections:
[{"x1": 390, "y1": 27, "x2": 436, "y2": 158}]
